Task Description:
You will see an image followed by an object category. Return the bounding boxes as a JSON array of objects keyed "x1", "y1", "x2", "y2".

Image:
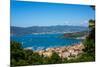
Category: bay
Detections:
[{"x1": 11, "y1": 33, "x2": 81, "y2": 50}]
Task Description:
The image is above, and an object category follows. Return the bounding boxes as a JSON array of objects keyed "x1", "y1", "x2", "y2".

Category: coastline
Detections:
[{"x1": 34, "y1": 43, "x2": 85, "y2": 59}]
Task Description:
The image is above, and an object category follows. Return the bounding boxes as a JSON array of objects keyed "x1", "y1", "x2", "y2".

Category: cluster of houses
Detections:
[{"x1": 35, "y1": 43, "x2": 85, "y2": 59}]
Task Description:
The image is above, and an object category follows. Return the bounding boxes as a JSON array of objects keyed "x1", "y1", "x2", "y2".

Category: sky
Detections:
[{"x1": 11, "y1": 0, "x2": 95, "y2": 27}]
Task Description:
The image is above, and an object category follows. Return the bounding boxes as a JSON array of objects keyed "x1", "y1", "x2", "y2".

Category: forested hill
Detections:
[{"x1": 11, "y1": 25, "x2": 88, "y2": 36}]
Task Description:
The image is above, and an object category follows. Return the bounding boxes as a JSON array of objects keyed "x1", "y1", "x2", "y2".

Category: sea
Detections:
[{"x1": 11, "y1": 33, "x2": 82, "y2": 51}]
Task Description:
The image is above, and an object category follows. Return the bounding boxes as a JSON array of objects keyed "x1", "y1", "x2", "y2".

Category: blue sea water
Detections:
[{"x1": 11, "y1": 34, "x2": 81, "y2": 50}]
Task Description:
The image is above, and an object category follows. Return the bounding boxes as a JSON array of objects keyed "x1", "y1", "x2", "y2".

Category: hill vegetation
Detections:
[{"x1": 11, "y1": 25, "x2": 88, "y2": 36}]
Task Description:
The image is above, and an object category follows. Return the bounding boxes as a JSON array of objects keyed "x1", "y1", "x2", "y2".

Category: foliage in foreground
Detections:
[
  {"x1": 11, "y1": 40, "x2": 95, "y2": 67},
  {"x1": 83, "y1": 19, "x2": 95, "y2": 61}
]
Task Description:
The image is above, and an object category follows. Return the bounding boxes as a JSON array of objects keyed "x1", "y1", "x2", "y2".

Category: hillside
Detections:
[{"x1": 11, "y1": 25, "x2": 88, "y2": 36}]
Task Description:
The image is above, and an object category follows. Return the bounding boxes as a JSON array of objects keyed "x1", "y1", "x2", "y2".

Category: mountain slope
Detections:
[{"x1": 11, "y1": 25, "x2": 88, "y2": 36}]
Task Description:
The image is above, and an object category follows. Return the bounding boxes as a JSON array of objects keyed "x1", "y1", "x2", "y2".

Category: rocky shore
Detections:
[{"x1": 35, "y1": 43, "x2": 85, "y2": 60}]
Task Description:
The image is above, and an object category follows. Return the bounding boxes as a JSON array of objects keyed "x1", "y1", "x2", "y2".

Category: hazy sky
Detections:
[{"x1": 11, "y1": 0, "x2": 95, "y2": 27}]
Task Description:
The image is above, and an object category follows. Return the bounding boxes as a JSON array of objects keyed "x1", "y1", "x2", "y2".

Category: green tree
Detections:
[
  {"x1": 48, "y1": 52, "x2": 62, "y2": 64},
  {"x1": 83, "y1": 19, "x2": 95, "y2": 61},
  {"x1": 11, "y1": 41, "x2": 45, "y2": 66}
]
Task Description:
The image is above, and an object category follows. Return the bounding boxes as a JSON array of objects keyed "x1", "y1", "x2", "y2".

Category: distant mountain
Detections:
[{"x1": 11, "y1": 25, "x2": 89, "y2": 36}]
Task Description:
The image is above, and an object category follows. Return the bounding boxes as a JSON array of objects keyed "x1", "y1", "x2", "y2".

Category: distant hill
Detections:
[
  {"x1": 62, "y1": 31, "x2": 88, "y2": 39},
  {"x1": 11, "y1": 25, "x2": 88, "y2": 36}
]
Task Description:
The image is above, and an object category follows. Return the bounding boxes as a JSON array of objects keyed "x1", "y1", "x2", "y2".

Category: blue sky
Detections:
[{"x1": 11, "y1": 0, "x2": 95, "y2": 27}]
